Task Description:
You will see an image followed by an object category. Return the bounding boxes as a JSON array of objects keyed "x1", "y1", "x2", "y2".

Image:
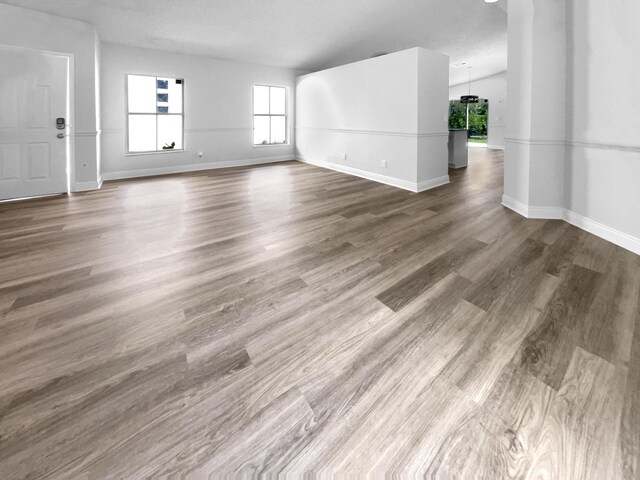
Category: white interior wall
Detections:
[
  {"x1": 504, "y1": 0, "x2": 567, "y2": 213},
  {"x1": 527, "y1": 0, "x2": 567, "y2": 210},
  {"x1": 0, "y1": 3, "x2": 101, "y2": 190},
  {"x1": 504, "y1": 0, "x2": 640, "y2": 255},
  {"x1": 449, "y1": 71, "x2": 507, "y2": 149},
  {"x1": 100, "y1": 43, "x2": 298, "y2": 180},
  {"x1": 502, "y1": 0, "x2": 536, "y2": 209},
  {"x1": 564, "y1": 0, "x2": 640, "y2": 245},
  {"x1": 295, "y1": 47, "x2": 449, "y2": 192},
  {"x1": 418, "y1": 48, "x2": 451, "y2": 184}
]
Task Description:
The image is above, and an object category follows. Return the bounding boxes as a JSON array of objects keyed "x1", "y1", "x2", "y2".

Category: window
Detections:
[
  {"x1": 127, "y1": 74, "x2": 184, "y2": 153},
  {"x1": 253, "y1": 85, "x2": 287, "y2": 145},
  {"x1": 448, "y1": 98, "x2": 489, "y2": 145}
]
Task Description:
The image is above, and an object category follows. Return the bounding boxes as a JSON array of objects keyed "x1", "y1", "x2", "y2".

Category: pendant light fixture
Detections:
[{"x1": 460, "y1": 66, "x2": 479, "y2": 104}]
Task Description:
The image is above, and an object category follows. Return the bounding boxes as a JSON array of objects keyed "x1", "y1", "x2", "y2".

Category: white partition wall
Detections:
[
  {"x1": 295, "y1": 47, "x2": 449, "y2": 192},
  {"x1": 417, "y1": 48, "x2": 451, "y2": 188}
]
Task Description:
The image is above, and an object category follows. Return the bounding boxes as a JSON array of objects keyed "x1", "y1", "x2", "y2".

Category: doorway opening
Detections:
[{"x1": 448, "y1": 98, "x2": 489, "y2": 147}]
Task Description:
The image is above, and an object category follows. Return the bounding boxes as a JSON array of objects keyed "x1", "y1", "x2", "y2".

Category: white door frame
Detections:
[{"x1": 0, "y1": 44, "x2": 75, "y2": 197}]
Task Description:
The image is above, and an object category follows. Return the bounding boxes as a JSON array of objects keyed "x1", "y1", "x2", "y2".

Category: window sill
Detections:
[
  {"x1": 252, "y1": 144, "x2": 291, "y2": 148},
  {"x1": 126, "y1": 149, "x2": 185, "y2": 156}
]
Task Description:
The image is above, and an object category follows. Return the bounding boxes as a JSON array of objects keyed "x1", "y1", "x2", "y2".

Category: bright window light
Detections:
[
  {"x1": 253, "y1": 85, "x2": 287, "y2": 145},
  {"x1": 127, "y1": 74, "x2": 184, "y2": 153}
]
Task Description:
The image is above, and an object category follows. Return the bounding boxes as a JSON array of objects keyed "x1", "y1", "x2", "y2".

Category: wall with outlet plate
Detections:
[
  {"x1": 100, "y1": 43, "x2": 298, "y2": 180},
  {"x1": 295, "y1": 47, "x2": 449, "y2": 192}
]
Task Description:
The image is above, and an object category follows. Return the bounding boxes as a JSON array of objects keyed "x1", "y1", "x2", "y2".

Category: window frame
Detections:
[
  {"x1": 252, "y1": 84, "x2": 288, "y2": 147},
  {"x1": 125, "y1": 73, "x2": 185, "y2": 155}
]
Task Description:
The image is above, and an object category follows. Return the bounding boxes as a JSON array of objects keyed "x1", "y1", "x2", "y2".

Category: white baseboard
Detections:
[
  {"x1": 502, "y1": 194, "x2": 640, "y2": 255},
  {"x1": 417, "y1": 176, "x2": 450, "y2": 193},
  {"x1": 528, "y1": 206, "x2": 564, "y2": 220},
  {"x1": 73, "y1": 178, "x2": 103, "y2": 192},
  {"x1": 564, "y1": 210, "x2": 640, "y2": 256},
  {"x1": 296, "y1": 155, "x2": 449, "y2": 193},
  {"x1": 501, "y1": 195, "x2": 564, "y2": 219},
  {"x1": 101, "y1": 156, "x2": 292, "y2": 181},
  {"x1": 501, "y1": 195, "x2": 529, "y2": 217}
]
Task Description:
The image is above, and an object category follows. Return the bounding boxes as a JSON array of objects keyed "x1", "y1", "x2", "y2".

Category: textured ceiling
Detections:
[{"x1": 2, "y1": 0, "x2": 507, "y2": 85}]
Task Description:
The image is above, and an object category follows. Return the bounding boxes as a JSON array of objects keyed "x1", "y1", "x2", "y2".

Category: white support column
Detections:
[{"x1": 503, "y1": 0, "x2": 567, "y2": 218}]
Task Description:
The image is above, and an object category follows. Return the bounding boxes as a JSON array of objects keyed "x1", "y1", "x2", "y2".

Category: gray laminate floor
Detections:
[{"x1": 1, "y1": 149, "x2": 638, "y2": 478}]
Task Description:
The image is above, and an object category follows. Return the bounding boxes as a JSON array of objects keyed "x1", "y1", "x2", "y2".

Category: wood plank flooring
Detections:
[{"x1": 1, "y1": 149, "x2": 639, "y2": 478}]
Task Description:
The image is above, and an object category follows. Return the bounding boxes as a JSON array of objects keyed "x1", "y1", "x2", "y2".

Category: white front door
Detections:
[{"x1": 0, "y1": 47, "x2": 69, "y2": 201}]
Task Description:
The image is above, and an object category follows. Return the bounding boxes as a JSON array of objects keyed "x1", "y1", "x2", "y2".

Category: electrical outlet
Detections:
[
  {"x1": 381, "y1": 160, "x2": 388, "y2": 168},
  {"x1": 340, "y1": 153, "x2": 347, "y2": 161}
]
